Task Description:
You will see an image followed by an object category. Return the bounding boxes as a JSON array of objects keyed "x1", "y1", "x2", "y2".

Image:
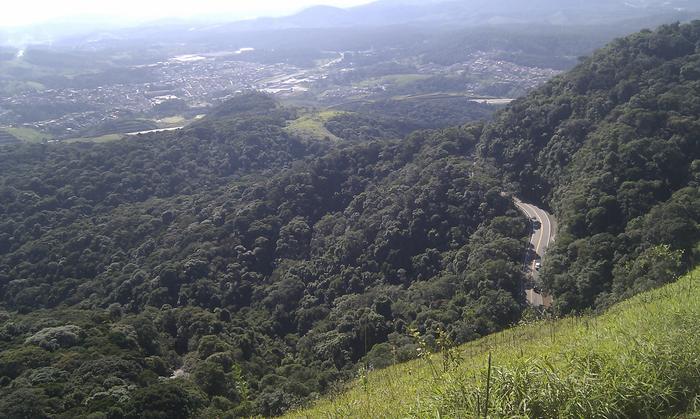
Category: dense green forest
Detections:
[
  {"x1": 479, "y1": 21, "x2": 700, "y2": 313},
  {"x1": 0, "y1": 93, "x2": 528, "y2": 416},
  {"x1": 335, "y1": 97, "x2": 496, "y2": 135},
  {"x1": 1, "y1": 22, "x2": 700, "y2": 418}
]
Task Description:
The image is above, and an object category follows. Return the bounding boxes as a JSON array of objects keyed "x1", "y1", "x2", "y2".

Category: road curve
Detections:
[{"x1": 513, "y1": 198, "x2": 556, "y2": 307}]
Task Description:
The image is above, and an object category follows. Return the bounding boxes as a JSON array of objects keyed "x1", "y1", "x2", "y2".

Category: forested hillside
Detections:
[
  {"x1": 289, "y1": 268, "x2": 700, "y2": 418},
  {"x1": 479, "y1": 21, "x2": 700, "y2": 313},
  {"x1": 0, "y1": 93, "x2": 528, "y2": 416},
  {"x1": 1, "y1": 21, "x2": 700, "y2": 418}
]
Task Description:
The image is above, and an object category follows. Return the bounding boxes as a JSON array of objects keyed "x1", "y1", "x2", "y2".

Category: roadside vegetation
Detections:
[
  {"x1": 480, "y1": 21, "x2": 700, "y2": 313},
  {"x1": 289, "y1": 266, "x2": 700, "y2": 418}
]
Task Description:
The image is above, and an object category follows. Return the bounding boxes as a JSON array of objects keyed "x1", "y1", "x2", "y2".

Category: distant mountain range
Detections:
[
  {"x1": 2, "y1": 0, "x2": 699, "y2": 47},
  {"x1": 230, "y1": 0, "x2": 700, "y2": 30}
]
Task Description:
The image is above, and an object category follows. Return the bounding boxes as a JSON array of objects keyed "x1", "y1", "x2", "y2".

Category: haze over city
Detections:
[{"x1": 0, "y1": 0, "x2": 375, "y2": 27}]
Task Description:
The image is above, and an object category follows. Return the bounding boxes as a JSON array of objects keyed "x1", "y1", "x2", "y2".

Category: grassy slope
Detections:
[
  {"x1": 284, "y1": 110, "x2": 348, "y2": 142},
  {"x1": 288, "y1": 268, "x2": 700, "y2": 418},
  {"x1": 1, "y1": 127, "x2": 52, "y2": 143},
  {"x1": 355, "y1": 74, "x2": 433, "y2": 89},
  {"x1": 63, "y1": 134, "x2": 125, "y2": 143}
]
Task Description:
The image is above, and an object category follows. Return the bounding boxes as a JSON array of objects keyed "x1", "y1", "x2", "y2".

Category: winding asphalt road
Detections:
[{"x1": 514, "y1": 198, "x2": 557, "y2": 307}]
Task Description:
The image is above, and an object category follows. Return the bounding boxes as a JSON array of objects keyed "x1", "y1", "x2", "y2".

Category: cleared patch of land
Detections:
[
  {"x1": 1, "y1": 127, "x2": 52, "y2": 143},
  {"x1": 156, "y1": 115, "x2": 187, "y2": 126},
  {"x1": 355, "y1": 74, "x2": 432, "y2": 88},
  {"x1": 63, "y1": 134, "x2": 124, "y2": 143},
  {"x1": 470, "y1": 98, "x2": 515, "y2": 105},
  {"x1": 284, "y1": 110, "x2": 349, "y2": 142}
]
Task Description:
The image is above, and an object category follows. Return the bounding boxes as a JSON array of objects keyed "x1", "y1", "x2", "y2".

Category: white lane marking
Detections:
[
  {"x1": 532, "y1": 206, "x2": 545, "y2": 256},
  {"x1": 543, "y1": 209, "x2": 555, "y2": 243},
  {"x1": 517, "y1": 202, "x2": 543, "y2": 268},
  {"x1": 539, "y1": 208, "x2": 552, "y2": 253},
  {"x1": 514, "y1": 199, "x2": 556, "y2": 307}
]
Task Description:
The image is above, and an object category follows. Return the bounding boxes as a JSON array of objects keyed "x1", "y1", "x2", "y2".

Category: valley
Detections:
[
  {"x1": 0, "y1": 2, "x2": 699, "y2": 418},
  {"x1": 0, "y1": 46, "x2": 557, "y2": 142}
]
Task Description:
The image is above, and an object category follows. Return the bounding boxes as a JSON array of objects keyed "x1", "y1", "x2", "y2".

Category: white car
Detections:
[{"x1": 535, "y1": 261, "x2": 542, "y2": 270}]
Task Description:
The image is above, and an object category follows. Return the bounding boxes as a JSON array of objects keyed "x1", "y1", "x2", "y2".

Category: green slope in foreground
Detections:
[{"x1": 288, "y1": 267, "x2": 700, "y2": 418}]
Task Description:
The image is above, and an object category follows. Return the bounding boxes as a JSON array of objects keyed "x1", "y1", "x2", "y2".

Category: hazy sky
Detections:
[{"x1": 0, "y1": 0, "x2": 375, "y2": 27}]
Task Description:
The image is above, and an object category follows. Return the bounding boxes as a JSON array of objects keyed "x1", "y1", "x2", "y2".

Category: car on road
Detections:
[
  {"x1": 532, "y1": 218, "x2": 541, "y2": 229},
  {"x1": 535, "y1": 261, "x2": 542, "y2": 270}
]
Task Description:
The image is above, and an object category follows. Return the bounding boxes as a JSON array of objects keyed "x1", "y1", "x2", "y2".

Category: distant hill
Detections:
[
  {"x1": 5, "y1": 0, "x2": 700, "y2": 49},
  {"x1": 32, "y1": 0, "x2": 700, "y2": 68},
  {"x1": 231, "y1": 0, "x2": 700, "y2": 30}
]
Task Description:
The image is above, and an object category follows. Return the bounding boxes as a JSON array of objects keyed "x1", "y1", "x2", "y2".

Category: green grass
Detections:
[
  {"x1": 1, "y1": 127, "x2": 52, "y2": 143},
  {"x1": 63, "y1": 134, "x2": 124, "y2": 143},
  {"x1": 355, "y1": 74, "x2": 432, "y2": 89},
  {"x1": 156, "y1": 115, "x2": 187, "y2": 127},
  {"x1": 285, "y1": 110, "x2": 348, "y2": 142},
  {"x1": 288, "y1": 268, "x2": 700, "y2": 418}
]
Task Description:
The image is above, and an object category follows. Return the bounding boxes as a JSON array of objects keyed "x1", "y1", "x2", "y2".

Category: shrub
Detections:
[{"x1": 25, "y1": 325, "x2": 83, "y2": 351}]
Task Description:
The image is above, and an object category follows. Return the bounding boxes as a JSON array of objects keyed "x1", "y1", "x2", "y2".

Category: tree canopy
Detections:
[
  {"x1": 1, "y1": 21, "x2": 699, "y2": 417},
  {"x1": 479, "y1": 21, "x2": 700, "y2": 312}
]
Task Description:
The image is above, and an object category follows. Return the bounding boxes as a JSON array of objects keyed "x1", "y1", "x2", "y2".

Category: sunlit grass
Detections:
[
  {"x1": 156, "y1": 115, "x2": 187, "y2": 126},
  {"x1": 285, "y1": 110, "x2": 349, "y2": 142},
  {"x1": 64, "y1": 134, "x2": 124, "y2": 143},
  {"x1": 355, "y1": 74, "x2": 432, "y2": 89},
  {"x1": 1, "y1": 127, "x2": 52, "y2": 143},
  {"x1": 288, "y1": 267, "x2": 700, "y2": 418}
]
